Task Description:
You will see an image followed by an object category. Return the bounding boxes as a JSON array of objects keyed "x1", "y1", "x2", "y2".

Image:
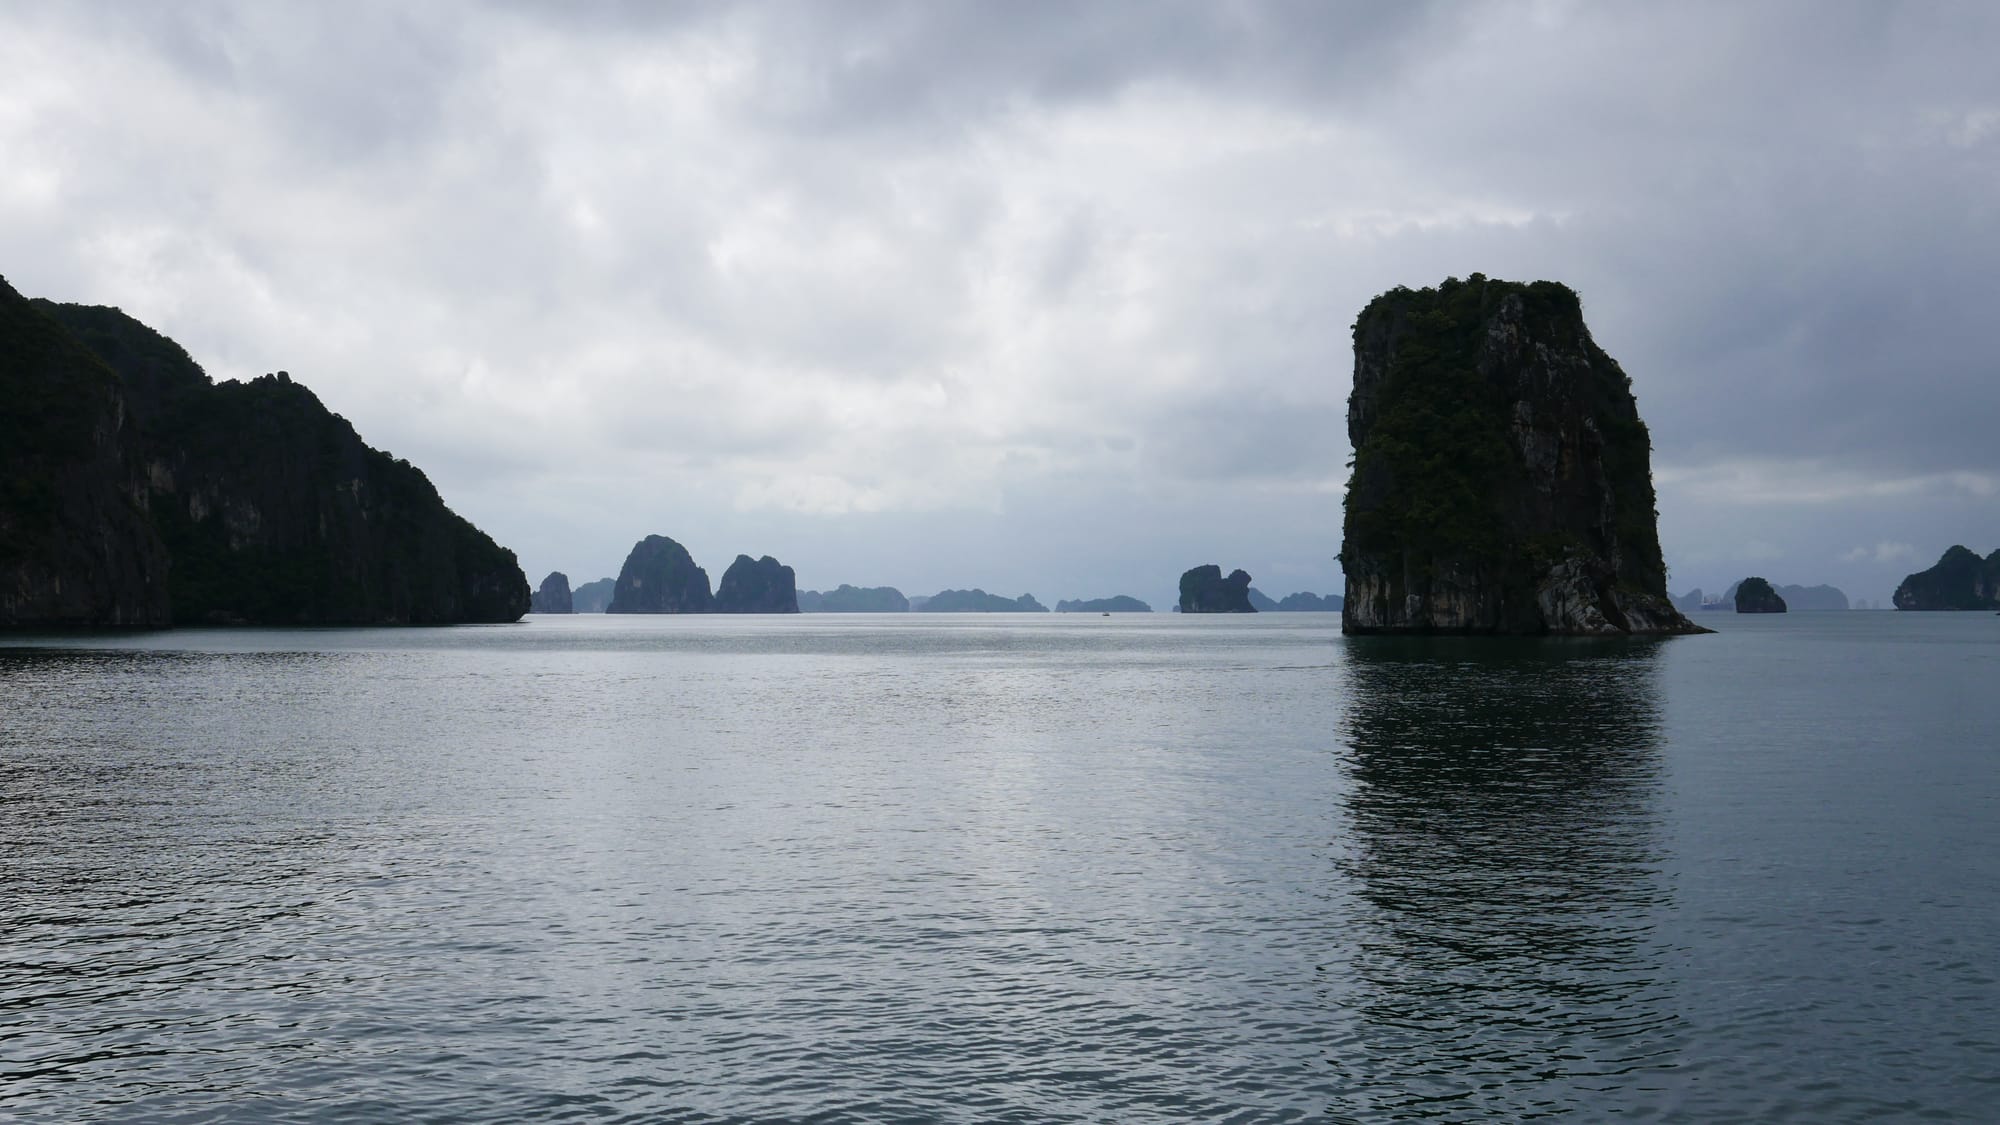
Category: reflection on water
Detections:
[{"x1": 1328, "y1": 637, "x2": 1680, "y2": 1120}]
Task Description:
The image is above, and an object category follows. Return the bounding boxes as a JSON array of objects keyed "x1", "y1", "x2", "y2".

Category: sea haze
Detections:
[{"x1": 1, "y1": 614, "x2": 1995, "y2": 1121}]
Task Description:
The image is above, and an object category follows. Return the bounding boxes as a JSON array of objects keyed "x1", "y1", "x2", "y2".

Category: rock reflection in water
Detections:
[{"x1": 1327, "y1": 636, "x2": 1681, "y2": 1121}]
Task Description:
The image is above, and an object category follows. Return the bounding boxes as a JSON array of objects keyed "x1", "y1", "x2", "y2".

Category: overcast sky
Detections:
[{"x1": 4, "y1": 1, "x2": 1995, "y2": 607}]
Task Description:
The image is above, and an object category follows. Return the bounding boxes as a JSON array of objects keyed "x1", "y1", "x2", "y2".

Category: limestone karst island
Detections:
[
  {"x1": 1339, "y1": 275, "x2": 1707, "y2": 636},
  {"x1": 0, "y1": 275, "x2": 528, "y2": 627}
]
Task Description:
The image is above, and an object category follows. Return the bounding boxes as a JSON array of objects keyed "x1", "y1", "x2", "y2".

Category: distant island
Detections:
[
  {"x1": 713, "y1": 555, "x2": 799, "y2": 613},
  {"x1": 1676, "y1": 583, "x2": 1849, "y2": 612},
  {"x1": 1, "y1": 274, "x2": 527, "y2": 627},
  {"x1": 571, "y1": 578, "x2": 615, "y2": 613},
  {"x1": 1247, "y1": 588, "x2": 1343, "y2": 612},
  {"x1": 1056, "y1": 595, "x2": 1151, "y2": 613},
  {"x1": 1180, "y1": 565, "x2": 1255, "y2": 613},
  {"x1": 1894, "y1": 546, "x2": 2000, "y2": 610},
  {"x1": 600, "y1": 536, "x2": 800, "y2": 613},
  {"x1": 923, "y1": 589, "x2": 1048, "y2": 612},
  {"x1": 532, "y1": 572, "x2": 574, "y2": 613},
  {"x1": 1339, "y1": 276, "x2": 1703, "y2": 635},
  {"x1": 1734, "y1": 576, "x2": 1787, "y2": 613},
  {"x1": 799, "y1": 585, "x2": 909, "y2": 612}
]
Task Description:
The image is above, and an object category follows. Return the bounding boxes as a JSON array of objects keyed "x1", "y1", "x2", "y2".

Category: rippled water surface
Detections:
[{"x1": 2, "y1": 613, "x2": 1996, "y2": 1121}]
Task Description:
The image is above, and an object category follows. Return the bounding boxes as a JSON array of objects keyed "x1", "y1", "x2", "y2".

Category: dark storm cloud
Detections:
[{"x1": 2, "y1": 0, "x2": 1996, "y2": 603}]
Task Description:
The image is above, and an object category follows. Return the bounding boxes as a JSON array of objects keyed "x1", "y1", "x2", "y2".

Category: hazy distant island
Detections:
[
  {"x1": 1676, "y1": 583, "x2": 1849, "y2": 612},
  {"x1": 532, "y1": 572, "x2": 573, "y2": 614},
  {"x1": 798, "y1": 585, "x2": 909, "y2": 612},
  {"x1": 0, "y1": 274, "x2": 528, "y2": 627},
  {"x1": 1339, "y1": 275, "x2": 1704, "y2": 636},
  {"x1": 1056, "y1": 595, "x2": 1151, "y2": 613},
  {"x1": 1180, "y1": 565, "x2": 1256, "y2": 613},
  {"x1": 923, "y1": 589, "x2": 1048, "y2": 612},
  {"x1": 1246, "y1": 589, "x2": 1344, "y2": 612},
  {"x1": 571, "y1": 578, "x2": 615, "y2": 613},
  {"x1": 1734, "y1": 576, "x2": 1787, "y2": 613},
  {"x1": 599, "y1": 536, "x2": 800, "y2": 613},
  {"x1": 1893, "y1": 545, "x2": 2000, "y2": 610}
]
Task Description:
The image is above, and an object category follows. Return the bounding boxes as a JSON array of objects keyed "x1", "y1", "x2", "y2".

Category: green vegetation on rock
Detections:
[
  {"x1": 1893, "y1": 546, "x2": 2000, "y2": 610},
  {"x1": 1340, "y1": 275, "x2": 1699, "y2": 635}
]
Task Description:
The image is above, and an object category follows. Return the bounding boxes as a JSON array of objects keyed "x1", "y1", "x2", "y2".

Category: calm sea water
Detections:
[{"x1": 1, "y1": 612, "x2": 1995, "y2": 1122}]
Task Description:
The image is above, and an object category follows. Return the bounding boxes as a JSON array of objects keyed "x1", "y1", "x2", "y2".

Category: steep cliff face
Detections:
[
  {"x1": 1734, "y1": 576, "x2": 1787, "y2": 613},
  {"x1": 532, "y1": 571, "x2": 573, "y2": 613},
  {"x1": 1340, "y1": 276, "x2": 1703, "y2": 636},
  {"x1": 34, "y1": 300, "x2": 528, "y2": 625},
  {"x1": 712, "y1": 554, "x2": 799, "y2": 613},
  {"x1": 1893, "y1": 546, "x2": 2000, "y2": 610},
  {"x1": 607, "y1": 535, "x2": 712, "y2": 613},
  {"x1": 1179, "y1": 565, "x2": 1255, "y2": 613},
  {"x1": 0, "y1": 278, "x2": 170, "y2": 626}
]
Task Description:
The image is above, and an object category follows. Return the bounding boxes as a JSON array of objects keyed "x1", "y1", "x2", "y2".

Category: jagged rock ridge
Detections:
[{"x1": 1340, "y1": 275, "x2": 1704, "y2": 636}]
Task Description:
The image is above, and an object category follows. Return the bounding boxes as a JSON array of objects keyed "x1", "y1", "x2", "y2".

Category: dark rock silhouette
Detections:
[
  {"x1": 571, "y1": 577, "x2": 615, "y2": 613},
  {"x1": 1341, "y1": 275, "x2": 1703, "y2": 636},
  {"x1": 0, "y1": 276, "x2": 170, "y2": 626},
  {"x1": 1247, "y1": 587, "x2": 1279, "y2": 611},
  {"x1": 1713, "y1": 580, "x2": 1847, "y2": 612},
  {"x1": 4, "y1": 278, "x2": 526, "y2": 626},
  {"x1": 607, "y1": 535, "x2": 712, "y2": 613},
  {"x1": 1180, "y1": 565, "x2": 1256, "y2": 613},
  {"x1": 1733, "y1": 576, "x2": 1787, "y2": 613},
  {"x1": 1894, "y1": 546, "x2": 2000, "y2": 610},
  {"x1": 798, "y1": 584, "x2": 909, "y2": 612},
  {"x1": 923, "y1": 589, "x2": 1048, "y2": 612},
  {"x1": 713, "y1": 554, "x2": 799, "y2": 613},
  {"x1": 532, "y1": 571, "x2": 573, "y2": 613},
  {"x1": 1056, "y1": 595, "x2": 1151, "y2": 613}
]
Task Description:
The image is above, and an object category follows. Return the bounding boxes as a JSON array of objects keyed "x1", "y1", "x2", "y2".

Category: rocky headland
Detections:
[
  {"x1": 1273, "y1": 591, "x2": 1343, "y2": 612},
  {"x1": 1340, "y1": 275, "x2": 1704, "y2": 636},
  {"x1": 531, "y1": 571, "x2": 574, "y2": 613},
  {"x1": 2, "y1": 276, "x2": 528, "y2": 627},
  {"x1": 1894, "y1": 546, "x2": 2000, "y2": 610},
  {"x1": 713, "y1": 554, "x2": 799, "y2": 613},
  {"x1": 1179, "y1": 565, "x2": 1255, "y2": 613},
  {"x1": 1733, "y1": 576, "x2": 1787, "y2": 613}
]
